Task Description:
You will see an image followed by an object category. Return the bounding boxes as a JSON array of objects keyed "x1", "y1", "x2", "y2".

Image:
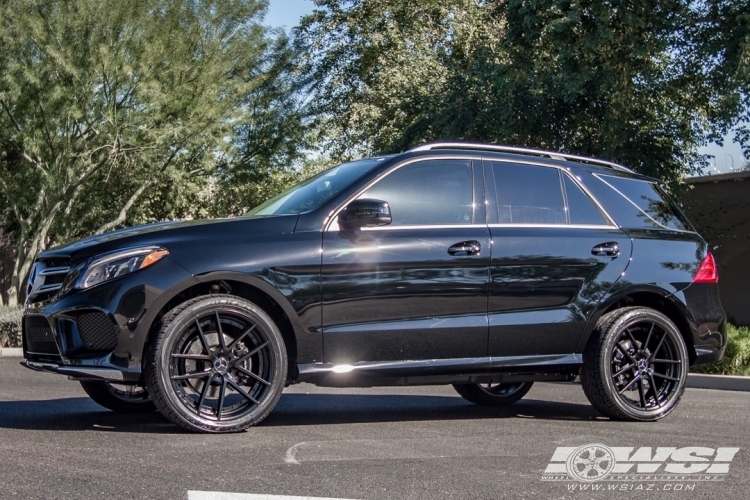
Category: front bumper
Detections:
[
  {"x1": 21, "y1": 256, "x2": 196, "y2": 380},
  {"x1": 20, "y1": 360, "x2": 136, "y2": 381}
]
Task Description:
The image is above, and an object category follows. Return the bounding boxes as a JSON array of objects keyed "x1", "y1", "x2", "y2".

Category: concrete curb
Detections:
[
  {"x1": 0, "y1": 347, "x2": 23, "y2": 357},
  {"x1": 687, "y1": 373, "x2": 750, "y2": 392}
]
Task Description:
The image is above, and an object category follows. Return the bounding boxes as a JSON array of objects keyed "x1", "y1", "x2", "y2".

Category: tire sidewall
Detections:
[{"x1": 153, "y1": 295, "x2": 287, "y2": 432}]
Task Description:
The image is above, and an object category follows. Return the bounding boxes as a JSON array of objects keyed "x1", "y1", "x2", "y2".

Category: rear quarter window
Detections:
[{"x1": 595, "y1": 174, "x2": 693, "y2": 231}]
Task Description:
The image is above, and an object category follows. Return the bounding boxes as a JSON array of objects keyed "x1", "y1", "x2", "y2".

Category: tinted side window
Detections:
[
  {"x1": 563, "y1": 174, "x2": 607, "y2": 225},
  {"x1": 491, "y1": 162, "x2": 565, "y2": 224},
  {"x1": 597, "y1": 175, "x2": 689, "y2": 231},
  {"x1": 360, "y1": 160, "x2": 473, "y2": 225}
]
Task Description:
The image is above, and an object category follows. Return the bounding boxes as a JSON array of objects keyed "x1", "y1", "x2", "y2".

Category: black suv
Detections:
[{"x1": 22, "y1": 143, "x2": 725, "y2": 433}]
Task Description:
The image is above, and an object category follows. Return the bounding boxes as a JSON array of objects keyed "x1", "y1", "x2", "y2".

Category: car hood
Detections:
[{"x1": 39, "y1": 215, "x2": 300, "y2": 263}]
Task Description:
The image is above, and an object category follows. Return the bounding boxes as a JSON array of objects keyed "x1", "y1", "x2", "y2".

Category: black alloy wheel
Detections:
[
  {"x1": 581, "y1": 307, "x2": 689, "y2": 421},
  {"x1": 146, "y1": 295, "x2": 287, "y2": 433},
  {"x1": 79, "y1": 380, "x2": 156, "y2": 413},
  {"x1": 452, "y1": 381, "x2": 534, "y2": 406}
]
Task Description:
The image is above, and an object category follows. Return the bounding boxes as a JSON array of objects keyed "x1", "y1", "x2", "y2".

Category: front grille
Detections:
[
  {"x1": 41, "y1": 257, "x2": 71, "y2": 268},
  {"x1": 23, "y1": 315, "x2": 59, "y2": 355},
  {"x1": 26, "y1": 257, "x2": 72, "y2": 304},
  {"x1": 77, "y1": 312, "x2": 118, "y2": 351}
]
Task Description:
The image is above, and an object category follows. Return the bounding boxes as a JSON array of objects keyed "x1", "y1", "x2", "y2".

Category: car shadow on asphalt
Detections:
[
  {"x1": 262, "y1": 393, "x2": 601, "y2": 426},
  {"x1": 0, "y1": 394, "x2": 601, "y2": 432}
]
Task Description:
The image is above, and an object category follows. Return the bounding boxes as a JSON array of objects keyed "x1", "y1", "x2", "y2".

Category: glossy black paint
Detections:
[{"x1": 22, "y1": 147, "x2": 726, "y2": 387}]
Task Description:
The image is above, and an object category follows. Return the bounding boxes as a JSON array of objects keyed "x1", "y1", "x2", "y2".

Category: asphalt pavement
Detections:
[{"x1": 0, "y1": 357, "x2": 748, "y2": 500}]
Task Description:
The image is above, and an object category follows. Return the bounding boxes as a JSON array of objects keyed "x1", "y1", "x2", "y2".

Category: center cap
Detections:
[
  {"x1": 214, "y1": 358, "x2": 229, "y2": 374},
  {"x1": 637, "y1": 359, "x2": 648, "y2": 371}
]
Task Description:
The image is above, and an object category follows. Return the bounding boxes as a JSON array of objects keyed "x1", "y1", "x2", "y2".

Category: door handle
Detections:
[
  {"x1": 448, "y1": 240, "x2": 481, "y2": 256},
  {"x1": 592, "y1": 242, "x2": 620, "y2": 257}
]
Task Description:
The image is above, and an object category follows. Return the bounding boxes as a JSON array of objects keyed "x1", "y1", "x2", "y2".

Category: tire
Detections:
[
  {"x1": 79, "y1": 380, "x2": 156, "y2": 414},
  {"x1": 452, "y1": 381, "x2": 534, "y2": 406},
  {"x1": 145, "y1": 294, "x2": 287, "y2": 433},
  {"x1": 581, "y1": 307, "x2": 689, "y2": 421}
]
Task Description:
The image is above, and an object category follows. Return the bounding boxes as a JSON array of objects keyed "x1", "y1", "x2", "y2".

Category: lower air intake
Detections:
[
  {"x1": 24, "y1": 315, "x2": 59, "y2": 355},
  {"x1": 77, "y1": 312, "x2": 118, "y2": 351}
]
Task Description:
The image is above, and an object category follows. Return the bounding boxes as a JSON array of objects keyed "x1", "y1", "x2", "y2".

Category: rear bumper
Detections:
[{"x1": 680, "y1": 282, "x2": 726, "y2": 366}]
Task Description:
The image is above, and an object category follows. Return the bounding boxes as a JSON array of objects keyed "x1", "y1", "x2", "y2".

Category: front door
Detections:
[{"x1": 321, "y1": 158, "x2": 490, "y2": 363}]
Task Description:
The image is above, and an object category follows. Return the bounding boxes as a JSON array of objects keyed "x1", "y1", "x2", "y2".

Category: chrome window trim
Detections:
[
  {"x1": 324, "y1": 155, "x2": 479, "y2": 232},
  {"x1": 487, "y1": 223, "x2": 616, "y2": 230},
  {"x1": 484, "y1": 158, "x2": 619, "y2": 228},
  {"x1": 594, "y1": 173, "x2": 698, "y2": 234},
  {"x1": 361, "y1": 224, "x2": 487, "y2": 231}
]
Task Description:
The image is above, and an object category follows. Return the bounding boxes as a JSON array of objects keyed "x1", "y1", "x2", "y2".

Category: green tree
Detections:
[
  {"x1": 682, "y1": 0, "x2": 750, "y2": 159},
  {"x1": 295, "y1": 0, "x2": 747, "y2": 182},
  {"x1": 0, "y1": 0, "x2": 273, "y2": 305}
]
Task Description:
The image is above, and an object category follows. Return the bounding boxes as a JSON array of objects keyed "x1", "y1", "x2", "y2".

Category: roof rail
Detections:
[{"x1": 408, "y1": 142, "x2": 634, "y2": 173}]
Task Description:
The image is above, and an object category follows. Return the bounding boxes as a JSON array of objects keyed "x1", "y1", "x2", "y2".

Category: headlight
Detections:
[{"x1": 75, "y1": 246, "x2": 169, "y2": 290}]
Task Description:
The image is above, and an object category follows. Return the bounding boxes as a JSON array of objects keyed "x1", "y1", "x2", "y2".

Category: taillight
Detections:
[{"x1": 693, "y1": 252, "x2": 718, "y2": 283}]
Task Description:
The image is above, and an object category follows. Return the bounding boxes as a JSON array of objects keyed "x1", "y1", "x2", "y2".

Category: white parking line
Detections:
[{"x1": 187, "y1": 493, "x2": 358, "y2": 500}]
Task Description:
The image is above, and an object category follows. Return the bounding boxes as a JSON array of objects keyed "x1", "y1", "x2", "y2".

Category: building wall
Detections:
[{"x1": 684, "y1": 172, "x2": 750, "y2": 326}]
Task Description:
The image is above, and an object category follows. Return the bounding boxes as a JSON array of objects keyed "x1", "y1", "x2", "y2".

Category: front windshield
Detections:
[{"x1": 247, "y1": 158, "x2": 384, "y2": 216}]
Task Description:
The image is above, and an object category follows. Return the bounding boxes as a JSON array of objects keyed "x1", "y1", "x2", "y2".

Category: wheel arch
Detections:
[
  {"x1": 577, "y1": 286, "x2": 697, "y2": 365},
  {"x1": 141, "y1": 272, "x2": 308, "y2": 380}
]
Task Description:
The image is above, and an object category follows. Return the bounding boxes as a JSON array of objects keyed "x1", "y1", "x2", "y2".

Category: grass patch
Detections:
[
  {"x1": 691, "y1": 324, "x2": 750, "y2": 376},
  {"x1": 0, "y1": 305, "x2": 23, "y2": 348}
]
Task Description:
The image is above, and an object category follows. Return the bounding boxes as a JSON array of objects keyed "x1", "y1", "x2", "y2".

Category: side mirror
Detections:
[{"x1": 338, "y1": 199, "x2": 392, "y2": 230}]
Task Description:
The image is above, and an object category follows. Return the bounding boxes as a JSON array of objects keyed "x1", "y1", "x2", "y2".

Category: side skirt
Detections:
[{"x1": 296, "y1": 354, "x2": 582, "y2": 387}]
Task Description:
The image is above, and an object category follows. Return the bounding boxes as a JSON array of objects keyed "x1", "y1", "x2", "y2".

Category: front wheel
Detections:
[
  {"x1": 452, "y1": 381, "x2": 534, "y2": 406},
  {"x1": 581, "y1": 307, "x2": 689, "y2": 421},
  {"x1": 79, "y1": 380, "x2": 156, "y2": 414},
  {"x1": 146, "y1": 295, "x2": 287, "y2": 433}
]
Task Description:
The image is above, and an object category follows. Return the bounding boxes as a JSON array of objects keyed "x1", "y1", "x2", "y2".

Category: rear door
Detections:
[
  {"x1": 485, "y1": 160, "x2": 631, "y2": 357},
  {"x1": 321, "y1": 158, "x2": 491, "y2": 363}
]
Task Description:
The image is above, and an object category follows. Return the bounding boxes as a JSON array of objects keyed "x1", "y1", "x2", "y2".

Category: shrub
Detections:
[
  {"x1": 0, "y1": 305, "x2": 23, "y2": 348},
  {"x1": 691, "y1": 324, "x2": 750, "y2": 376}
]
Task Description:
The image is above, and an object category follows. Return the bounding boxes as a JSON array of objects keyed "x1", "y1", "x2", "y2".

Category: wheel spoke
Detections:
[
  {"x1": 216, "y1": 377, "x2": 228, "y2": 421},
  {"x1": 624, "y1": 327, "x2": 639, "y2": 348},
  {"x1": 637, "y1": 378, "x2": 647, "y2": 408},
  {"x1": 171, "y1": 353, "x2": 211, "y2": 361},
  {"x1": 227, "y1": 379, "x2": 260, "y2": 405},
  {"x1": 644, "y1": 323, "x2": 655, "y2": 351},
  {"x1": 235, "y1": 365, "x2": 271, "y2": 386},
  {"x1": 615, "y1": 343, "x2": 637, "y2": 364},
  {"x1": 648, "y1": 333, "x2": 668, "y2": 361},
  {"x1": 196, "y1": 373, "x2": 214, "y2": 416},
  {"x1": 215, "y1": 312, "x2": 226, "y2": 351},
  {"x1": 648, "y1": 373, "x2": 662, "y2": 408},
  {"x1": 195, "y1": 318, "x2": 213, "y2": 358},
  {"x1": 233, "y1": 341, "x2": 270, "y2": 365},
  {"x1": 227, "y1": 325, "x2": 256, "y2": 351},
  {"x1": 618, "y1": 373, "x2": 641, "y2": 394},
  {"x1": 613, "y1": 363, "x2": 636, "y2": 378},
  {"x1": 652, "y1": 372, "x2": 680, "y2": 382},
  {"x1": 651, "y1": 359, "x2": 680, "y2": 364},
  {"x1": 171, "y1": 371, "x2": 211, "y2": 381}
]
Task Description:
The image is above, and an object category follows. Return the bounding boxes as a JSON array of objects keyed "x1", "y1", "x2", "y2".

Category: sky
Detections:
[{"x1": 264, "y1": 0, "x2": 745, "y2": 174}]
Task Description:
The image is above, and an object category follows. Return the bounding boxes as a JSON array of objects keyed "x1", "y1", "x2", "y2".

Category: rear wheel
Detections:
[
  {"x1": 146, "y1": 295, "x2": 287, "y2": 433},
  {"x1": 79, "y1": 380, "x2": 156, "y2": 414},
  {"x1": 452, "y1": 381, "x2": 534, "y2": 406},
  {"x1": 581, "y1": 307, "x2": 688, "y2": 421}
]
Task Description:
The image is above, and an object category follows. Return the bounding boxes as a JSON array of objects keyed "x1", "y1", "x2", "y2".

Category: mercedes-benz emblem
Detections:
[
  {"x1": 566, "y1": 444, "x2": 616, "y2": 482},
  {"x1": 213, "y1": 358, "x2": 229, "y2": 374}
]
